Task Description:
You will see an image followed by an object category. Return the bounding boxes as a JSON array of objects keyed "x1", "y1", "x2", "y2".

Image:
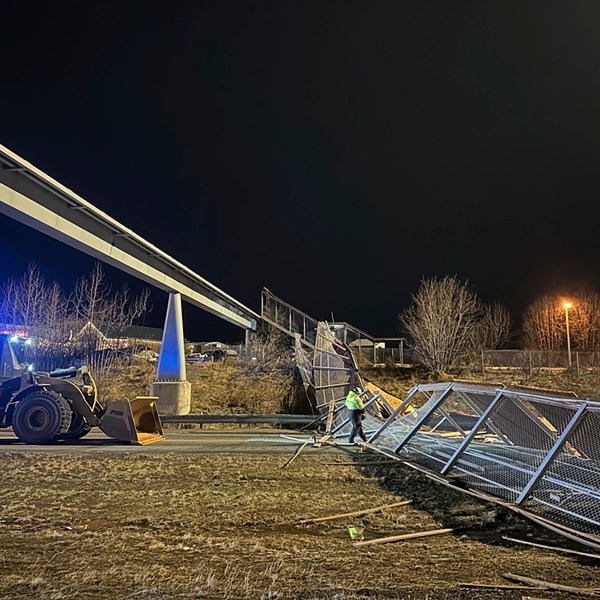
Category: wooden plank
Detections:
[
  {"x1": 298, "y1": 500, "x2": 412, "y2": 524},
  {"x1": 502, "y1": 536, "x2": 600, "y2": 560},
  {"x1": 313, "y1": 434, "x2": 333, "y2": 448},
  {"x1": 281, "y1": 441, "x2": 310, "y2": 469},
  {"x1": 354, "y1": 527, "x2": 454, "y2": 547},
  {"x1": 503, "y1": 573, "x2": 599, "y2": 597},
  {"x1": 458, "y1": 583, "x2": 542, "y2": 591}
]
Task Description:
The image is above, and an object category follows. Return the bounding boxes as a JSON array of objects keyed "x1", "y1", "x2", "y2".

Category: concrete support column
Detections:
[
  {"x1": 151, "y1": 292, "x2": 191, "y2": 416},
  {"x1": 245, "y1": 328, "x2": 251, "y2": 359}
]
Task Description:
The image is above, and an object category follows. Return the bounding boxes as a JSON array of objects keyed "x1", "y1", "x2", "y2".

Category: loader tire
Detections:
[
  {"x1": 12, "y1": 390, "x2": 72, "y2": 444},
  {"x1": 60, "y1": 411, "x2": 92, "y2": 440}
]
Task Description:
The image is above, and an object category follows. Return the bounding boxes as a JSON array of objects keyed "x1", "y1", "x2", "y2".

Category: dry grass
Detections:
[
  {"x1": 1, "y1": 449, "x2": 599, "y2": 600},
  {"x1": 87, "y1": 357, "x2": 296, "y2": 416},
  {"x1": 14, "y1": 356, "x2": 594, "y2": 598},
  {"x1": 97, "y1": 360, "x2": 156, "y2": 403},
  {"x1": 187, "y1": 360, "x2": 295, "y2": 415},
  {"x1": 362, "y1": 364, "x2": 600, "y2": 404}
]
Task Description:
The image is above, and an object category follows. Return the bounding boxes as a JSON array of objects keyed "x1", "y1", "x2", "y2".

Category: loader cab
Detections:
[{"x1": 0, "y1": 334, "x2": 30, "y2": 381}]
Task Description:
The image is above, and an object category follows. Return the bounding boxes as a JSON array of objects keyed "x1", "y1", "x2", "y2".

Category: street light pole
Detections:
[{"x1": 564, "y1": 302, "x2": 572, "y2": 369}]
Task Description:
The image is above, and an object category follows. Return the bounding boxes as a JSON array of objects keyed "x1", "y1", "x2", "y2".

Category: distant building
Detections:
[{"x1": 76, "y1": 322, "x2": 164, "y2": 351}]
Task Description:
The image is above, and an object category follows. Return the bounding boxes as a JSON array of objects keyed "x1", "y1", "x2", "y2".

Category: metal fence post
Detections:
[
  {"x1": 394, "y1": 384, "x2": 454, "y2": 453},
  {"x1": 516, "y1": 402, "x2": 588, "y2": 505},
  {"x1": 367, "y1": 386, "x2": 420, "y2": 444},
  {"x1": 481, "y1": 349, "x2": 485, "y2": 375},
  {"x1": 440, "y1": 391, "x2": 504, "y2": 475}
]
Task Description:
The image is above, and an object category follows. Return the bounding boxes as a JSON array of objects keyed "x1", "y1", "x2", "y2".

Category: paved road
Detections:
[{"x1": 0, "y1": 427, "x2": 354, "y2": 456}]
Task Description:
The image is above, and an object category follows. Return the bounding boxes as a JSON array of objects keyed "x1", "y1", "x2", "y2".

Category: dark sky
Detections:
[{"x1": 1, "y1": 1, "x2": 600, "y2": 342}]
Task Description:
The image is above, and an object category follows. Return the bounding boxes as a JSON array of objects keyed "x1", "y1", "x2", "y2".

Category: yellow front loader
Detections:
[
  {"x1": 0, "y1": 335, "x2": 164, "y2": 445},
  {"x1": 41, "y1": 367, "x2": 165, "y2": 445}
]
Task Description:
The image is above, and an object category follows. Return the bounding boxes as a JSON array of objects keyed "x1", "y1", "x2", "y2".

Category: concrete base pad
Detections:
[{"x1": 150, "y1": 380, "x2": 191, "y2": 416}]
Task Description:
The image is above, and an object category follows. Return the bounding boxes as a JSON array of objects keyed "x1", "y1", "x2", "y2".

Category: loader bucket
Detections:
[{"x1": 99, "y1": 396, "x2": 166, "y2": 445}]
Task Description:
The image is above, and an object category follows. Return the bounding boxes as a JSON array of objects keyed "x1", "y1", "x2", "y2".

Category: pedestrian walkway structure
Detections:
[
  {"x1": 263, "y1": 290, "x2": 600, "y2": 550},
  {"x1": 0, "y1": 143, "x2": 259, "y2": 415}
]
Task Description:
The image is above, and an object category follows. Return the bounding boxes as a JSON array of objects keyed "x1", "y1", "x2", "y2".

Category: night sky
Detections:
[{"x1": 2, "y1": 1, "x2": 600, "y2": 342}]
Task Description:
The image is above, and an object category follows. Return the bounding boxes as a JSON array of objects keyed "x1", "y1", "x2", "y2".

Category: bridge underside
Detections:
[{"x1": 0, "y1": 144, "x2": 258, "y2": 330}]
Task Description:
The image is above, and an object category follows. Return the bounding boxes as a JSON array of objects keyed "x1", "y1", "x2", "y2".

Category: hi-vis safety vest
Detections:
[{"x1": 345, "y1": 390, "x2": 364, "y2": 410}]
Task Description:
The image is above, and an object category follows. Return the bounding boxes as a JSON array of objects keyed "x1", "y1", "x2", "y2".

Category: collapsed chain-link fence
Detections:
[
  {"x1": 310, "y1": 335, "x2": 600, "y2": 548},
  {"x1": 334, "y1": 382, "x2": 600, "y2": 547},
  {"x1": 263, "y1": 288, "x2": 600, "y2": 547}
]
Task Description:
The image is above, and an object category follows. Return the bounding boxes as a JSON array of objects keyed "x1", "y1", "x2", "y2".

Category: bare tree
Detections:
[
  {"x1": 0, "y1": 264, "x2": 72, "y2": 370},
  {"x1": 399, "y1": 275, "x2": 481, "y2": 375},
  {"x1": 0, "y1": 276, "x2": 19, "y2": 331},
  {"x1": 70, "y1": 262, "x2": 151, "y2": 352},
  {"x1": 0, "y1": 263, "x2": 64, "y2": 338},
  {"x1": 11, "y1": 263, "x2": 46, "y2": 331},
  {"x1": 0, "y1": 261, "x2": 151, "y2": 373},
  {"x1": 568, "y1": 291, "x2": 600, "y2": 352},
  {"x1": 473, "y1": 302, "x2": 512, "y2": 352},
  {"x1": 521, "y1": 295, "x2": 567, "y2": 351}
]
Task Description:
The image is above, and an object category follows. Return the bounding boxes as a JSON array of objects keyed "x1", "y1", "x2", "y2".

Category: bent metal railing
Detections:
[
  {"x1": 276, "y1": 291, "x2": 600, "y2": 547},
  {"x1": 328, "y1": 381, "x2": 600, "y2": 549}
]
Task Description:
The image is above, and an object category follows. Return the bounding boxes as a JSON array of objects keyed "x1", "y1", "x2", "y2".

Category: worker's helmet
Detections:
[{"x1": 355, "y1": 386, "x2": 363, "y2": 394}]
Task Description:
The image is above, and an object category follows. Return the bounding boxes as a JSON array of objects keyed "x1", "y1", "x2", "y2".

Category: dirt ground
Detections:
[{"x1": 1, "y1": 429, "x2": 599, "y2": 600}]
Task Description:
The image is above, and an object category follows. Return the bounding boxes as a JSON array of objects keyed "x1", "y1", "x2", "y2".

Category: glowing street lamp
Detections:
[{"x1": 563, "y1": 302, "x2": 572, "y2": 369}]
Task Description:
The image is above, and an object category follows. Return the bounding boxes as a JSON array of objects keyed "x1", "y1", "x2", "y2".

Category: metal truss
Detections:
[
  {"x1": 328, "y1": 381, "x2": 600, "y2": 549},
  {"x1": 271, "y1": 290, "x2": 600, "y2": 549}
]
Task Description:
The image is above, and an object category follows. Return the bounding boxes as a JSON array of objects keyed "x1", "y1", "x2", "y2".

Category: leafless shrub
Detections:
[
  {"x1": 472, "y1": 302, "x2": 512, "y2": 352},
  {"x1": 242, "y1": 321, "x2": 294, "y2": 375}
]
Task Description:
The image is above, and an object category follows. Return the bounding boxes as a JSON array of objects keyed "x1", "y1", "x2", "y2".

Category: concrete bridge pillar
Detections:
[{"x1": 151, "y1": 292, "x2": 191, "y2": 415}]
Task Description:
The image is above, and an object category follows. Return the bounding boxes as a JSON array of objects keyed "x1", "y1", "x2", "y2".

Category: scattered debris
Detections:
[
  {"x1": 347, "y1": 525, "x2": 364, "y2": 540},
  {"x1": 281, "y1": 441, "x2": 310, "y2": 469},
  {"x1": 459, "y1": 583, "x2": 542, "y2": 591},
  {"x1": 354, "y1": 527, "x2": 454, "y2": 547},
  {"x1": 323, "y1": 459, "x2": 400, "y2": 466},
  {"x1": 503, "y1": 535, "x2": 600, "y2": 560},
  {"x1": 503, "y1": 573, "x2": 600, "y2": 596},
  {"x1": 297, "y1": 499, "x2": 412, "y2": 524}
]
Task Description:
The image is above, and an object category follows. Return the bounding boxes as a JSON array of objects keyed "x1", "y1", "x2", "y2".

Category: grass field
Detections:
[
  {"x1": 4, "y1": 356, "x2": 600, "y2": 598},
  {"x1": 1, "y1": 444, "x2": 599, "y2": 600}
]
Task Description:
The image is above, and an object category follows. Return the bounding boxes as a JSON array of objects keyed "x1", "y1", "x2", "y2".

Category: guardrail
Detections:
[{"x1": 161, "y1": 413, "x2": 317, "y2": 425}]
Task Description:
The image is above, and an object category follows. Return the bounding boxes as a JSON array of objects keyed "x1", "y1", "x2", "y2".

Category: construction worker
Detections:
[{"x1": 345, "y1": 386, "x2": 367, "y2": 444}]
